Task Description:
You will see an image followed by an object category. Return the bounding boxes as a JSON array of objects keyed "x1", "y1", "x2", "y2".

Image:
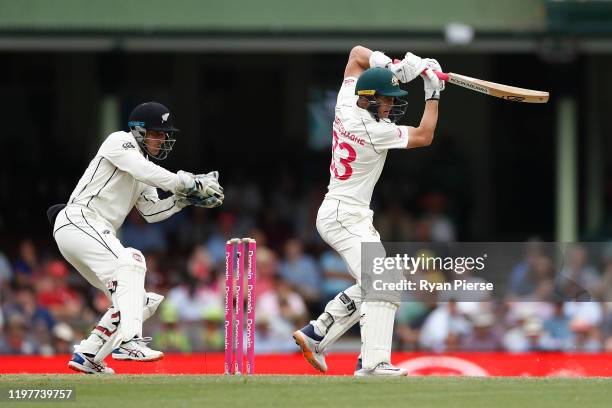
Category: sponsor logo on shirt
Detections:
[
  {"x1": 122, "y1": 141, "x2": 136, "y2": 150},
  {"x1": 343, "y1": 78, "x2": 355, "y2": 85},
  {"x1": 132, "y1": 252, "x2": 143, "y2": 262}
]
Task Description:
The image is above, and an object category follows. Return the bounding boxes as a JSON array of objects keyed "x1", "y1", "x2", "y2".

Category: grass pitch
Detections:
[{"x1": 0, "y1": 375, "x2": 610, "y2": 408}]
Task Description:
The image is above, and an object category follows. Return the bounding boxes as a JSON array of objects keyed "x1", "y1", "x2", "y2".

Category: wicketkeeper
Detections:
[{"x1": 48, "y1": 102, "x2": 224, "y2": 374}]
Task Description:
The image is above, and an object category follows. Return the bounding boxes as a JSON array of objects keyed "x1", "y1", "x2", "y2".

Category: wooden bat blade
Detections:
[{"x1": 445, "y1": 72, "x2": 549, "y2": 103}]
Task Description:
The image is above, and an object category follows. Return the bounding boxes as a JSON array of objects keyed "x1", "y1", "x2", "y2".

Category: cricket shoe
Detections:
[
  {"x1": 112, "y1": 337, "x2": 164, "y2": 361},
  {"x1": 293, "y1": 324, "x2": 327, "y2": 373},
  {"x1": 68, "y1": 352, "x2": 115, "y2": 374},
  {"x1": 354, "y1": 362, "x2": 408, "y2": 377}
]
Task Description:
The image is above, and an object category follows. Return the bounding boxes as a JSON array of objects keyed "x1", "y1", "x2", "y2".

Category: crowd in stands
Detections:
[{"x1": 1, "y1": 186, "x2": 612, "y2": 355}]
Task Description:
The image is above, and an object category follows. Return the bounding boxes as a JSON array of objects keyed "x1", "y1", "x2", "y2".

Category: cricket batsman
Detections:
[
  {"x1": 48, "y1": 102, "x2": 224, "y2": 374},
  {"x1": 293, "y1": 46, "x2": 444, "y2": 376}
]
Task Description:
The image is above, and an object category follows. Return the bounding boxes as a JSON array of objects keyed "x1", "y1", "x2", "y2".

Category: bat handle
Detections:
[
  {"x1": 391, "y1": 59, "x2": 449, "y2": 81},
  {"x1": 421, "y1": 69, "x2": 449, "y2": 81}
]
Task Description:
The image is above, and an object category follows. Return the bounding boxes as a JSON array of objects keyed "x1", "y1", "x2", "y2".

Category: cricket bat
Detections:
[{"x1": 431, "y1": 70, "x2": 549, "y2": 103}]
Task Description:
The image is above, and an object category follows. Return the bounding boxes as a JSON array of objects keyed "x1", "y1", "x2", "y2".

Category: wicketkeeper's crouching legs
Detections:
[
  {"x1": 75, "y1": 290, "x2": 164, "y2": 361},
  {"x1": 90, "y1": 248, "x2": 164, "y2": 363}
]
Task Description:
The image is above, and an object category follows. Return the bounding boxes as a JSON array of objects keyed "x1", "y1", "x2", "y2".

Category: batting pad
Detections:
[
  {"x1": 360, "y1": 301, "x2": 398, "y2": 370},
  {"x1": 317, "y1": 284, "x2": 362, "y2": 352},
  {"x1": 112, "y1": 248, "x2": 147, "y2": 342}
]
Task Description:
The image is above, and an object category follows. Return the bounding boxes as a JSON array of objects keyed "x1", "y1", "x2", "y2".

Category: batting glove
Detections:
[
  {"x1": 422, "y1": 58, "x2": 445, "y2": 101},
  {"x1": 389, "y1": 52, "x2": 428, "y2": 84}
]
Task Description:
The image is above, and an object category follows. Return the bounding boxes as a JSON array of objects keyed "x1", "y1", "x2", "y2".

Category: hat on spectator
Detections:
[
  {"x1": 472, "y1": 313, "x2": 494, "y2": 328},
  {"x1": 47, "y1": 260, "x2": 69, "y2": 278},
  {"x1": 523, "y1": 319, "x2": 542, "y2": 336},
  {"x1": 52, "y1": 322, "x2": 75, "y2": 342}
]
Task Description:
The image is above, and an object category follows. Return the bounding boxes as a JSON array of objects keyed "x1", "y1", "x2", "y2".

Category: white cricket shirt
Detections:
[
  {"x1": 324, "y1": 77, "x2": 410, "y2": 207},
  {"x1": 67, "y1": 131, "x2": 182, "y2": 231}
]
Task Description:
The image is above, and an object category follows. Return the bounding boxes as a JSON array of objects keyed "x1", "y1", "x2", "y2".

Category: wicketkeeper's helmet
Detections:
[{"x1": 128, "y1": 102, "x2": 180, "y2": 160}]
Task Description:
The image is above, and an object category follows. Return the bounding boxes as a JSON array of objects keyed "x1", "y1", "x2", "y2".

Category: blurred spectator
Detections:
[
  {"x1": 200, "y1": 308, "x2": 224, "y2": 351},
  {"x1": 12, "y1": 239, "x2": 41, "y2": 286},
  {"x1": 0, "y1": 250, "x2": 13, "y2": 289},
  {"x1": 564, "y1": 301, "x2": 603, "y2": 327},
  {"x1": 176, "y1": 208, "x2": 213, "y2": 250},
  {"x1": 461, "y1": 314, "x2": 503, "y2": 351},
  {"x1": 419, "y1": 300, "x2": 471, "y2": 352},
  {"x1": 395, "y1": 301, "x2": 435, "y2": 350},
  {"x1": 206, "y1": 212, "x2": 238, "y2": 266},
  {"x1": 278, "y1": 239, "x2": 322, "y2": 306},
  {"x1": 35, "y1": 260, "x2": 82, "y2": 320},
  {"x1": 254, "y1": 246, "x2": 277, "y2": 297},
  {"x1": 51, "y1": 322, "x2": 75, "y2": 355},
  {"x1": 144, "y1": 253, "x2": 165, "y2": 292},
  {"x1": 541, "y1": 302, "x2": 573, "y2": 351},
  {"x1": 509, "y1": 239, "x2": 544, "y2": 297},
  {"x1": 319, "y1": 250, "x2": 352, "y2": 301},
  {"x1": 419, "y1": 192, "x2": 456, "y2": 243},
  {"x1": 556, "y1": 245, "x2": 600, "y2": 300},
  {"x1": 507, "y1": 242, "x2": 555, "y2": 302},
  {"x1": 254, "y1": 313, "x2": 298, "y2": 353},
  {"x1": 153, "y1": 303, "x2": 192, "y2": 353},
  {"x1": 120, "y1": 210, "x2": 167, "y2": 253},
  {"x1": 503, "y1": 318, "x2": 545, "y2": 352},
  {"x1": 568, "y1": 319, "x2": 602, "y2": 352},
  {"x1": 293, "y1": 187, "x2": 326, "y2": 247},
  {"x1": 3, "y1": 286, "x2": 55, "y2": 332},
  {"x1": 0, "y1": 314, "x2": 38, "y2": 355},
  {"x1": 165, "y1": 245, "x2": 221, "y2": 325},
  {"x1": 258, "y1": 275, "x2": 307, "y2": 337},
  {"x1": 597, "y1": 244, "x2": 612, "y2": 301},
  {"x1": 374, "y1": 202, "x2": 415, "y2": 241}
]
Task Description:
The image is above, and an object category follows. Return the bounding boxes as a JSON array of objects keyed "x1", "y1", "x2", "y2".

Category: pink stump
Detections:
[
  {"x1": 234, "y1": 240, "x2": 245, "y2": 374},
  {"x1": 246, "y1": 239, "x2": 257, "y2": 374},
  {"x1": 224, "y1": 241, "x2": 234, "y2": 375}
]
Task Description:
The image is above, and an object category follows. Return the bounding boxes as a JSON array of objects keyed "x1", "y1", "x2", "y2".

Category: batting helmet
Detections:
[{"x1": 355, "y1": 68, "x2": 408, "y2": 123}]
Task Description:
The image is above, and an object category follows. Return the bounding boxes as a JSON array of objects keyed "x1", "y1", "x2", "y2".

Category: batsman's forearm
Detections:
[
  {"x1": 407, "y1": 100, "x2": 439, "y2": 148},
  {"x1": 420, "y1": 100, "x2": 439, "y2": 136}
]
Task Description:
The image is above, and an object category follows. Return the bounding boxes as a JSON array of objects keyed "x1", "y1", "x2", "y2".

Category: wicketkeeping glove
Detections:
[
  {"x1": 176, "y1": 194, "x2": 223, "y2": 209},
  {"x1": 176, "y1": 170, "x2": 224, "y2": 199}
]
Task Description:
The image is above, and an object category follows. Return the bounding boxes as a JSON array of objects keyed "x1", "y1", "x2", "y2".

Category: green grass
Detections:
[{"x1": 0, "y1": 375, "x2": 610, "y2": 408}]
